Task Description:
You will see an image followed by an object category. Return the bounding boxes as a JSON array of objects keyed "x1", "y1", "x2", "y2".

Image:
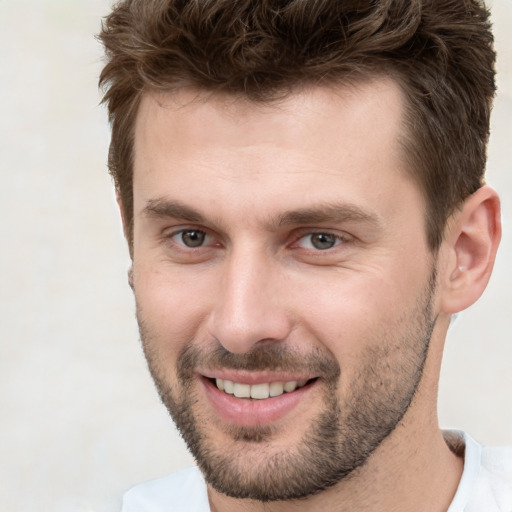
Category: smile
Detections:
[
  {"x1": 201, "y1": 374, "x2": 319, "y2": 426},
  {"x1": 215, "y1": 378, "x2": 309, "y2": 399}
]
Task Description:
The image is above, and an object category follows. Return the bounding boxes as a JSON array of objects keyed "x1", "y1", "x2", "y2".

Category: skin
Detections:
[{"x1": 127, "y1": 78, "x2": 501, "y2": 511}]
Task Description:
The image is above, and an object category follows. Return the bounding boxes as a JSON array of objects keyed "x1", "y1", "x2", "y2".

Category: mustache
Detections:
[{"x1": 177, "y1": 342, "x2": 341, "y2": 382}]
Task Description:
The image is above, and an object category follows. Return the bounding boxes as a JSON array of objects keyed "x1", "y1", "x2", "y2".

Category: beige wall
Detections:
[{"x1": 0, "y1": 1, "x2": 510, "y2": 510}]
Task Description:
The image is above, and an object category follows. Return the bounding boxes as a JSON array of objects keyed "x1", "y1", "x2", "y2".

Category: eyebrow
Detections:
[
  {"x1": 275, "y1": 203, "x2": 380, "y2": 228},
  {"x1": 142, "y1": 198, "x2": 206, "y2": 223},
  {"x1": 142, "y1": 197, "x2": 380, "y2": 229}
]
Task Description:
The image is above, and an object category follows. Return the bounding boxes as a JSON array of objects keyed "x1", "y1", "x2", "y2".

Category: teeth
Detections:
[
  {"x1": 223, "y1": 379, "x2": 234, "y2": 394},
  {"x1": 233, "y1": 383, "x2": 251, "y2": 398},
  {"x1": 269, "y1": 382, "x2": 284, "y2": 397},
  {"x1": 214, "y1": 378, "x2": 308, "y2": 399},
  {"x1": 283, "y1": 381, "x2": 297, "y2": 392},
  {"x1": 250, "y1": 383, "x2": 270, "y2": 399}
]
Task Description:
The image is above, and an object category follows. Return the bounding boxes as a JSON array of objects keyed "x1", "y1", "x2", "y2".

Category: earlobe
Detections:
[{"x1": 440, "y1": 185, "x2": 501, "y2": 314}]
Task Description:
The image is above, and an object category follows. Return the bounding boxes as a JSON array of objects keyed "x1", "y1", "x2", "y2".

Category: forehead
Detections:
[
  {"x1": 132, "y1": 79, "x2": 422, "y2": 228},
  {"x1": 134, "y1": 78, "x2": 406, "y2": 163}
]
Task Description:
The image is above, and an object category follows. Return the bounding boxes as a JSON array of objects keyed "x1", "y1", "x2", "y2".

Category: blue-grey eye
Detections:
[
  {"x1": 296, "y1": 232, "x2": 343, "y2": 251},
  {"x1": 180, "y1": 230, "x2": 206, "y2": 247},
  {"x1": 310, "y1": 233, "x2": 337, "y2": 250}
]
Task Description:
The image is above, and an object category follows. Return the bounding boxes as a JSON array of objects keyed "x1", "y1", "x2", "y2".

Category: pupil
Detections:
[
  {"x1": 311, "y1": 233, "x2": 335, "y2": 250},
  {"x1": 182, "y1": 230, "x2": 205, "y2": 247}
]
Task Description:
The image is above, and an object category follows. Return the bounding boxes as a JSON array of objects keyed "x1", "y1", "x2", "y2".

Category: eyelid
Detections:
[
  {"x1": 163, "y1": 226, "x2": 215, "y2": 248},
  {"x1": 176, "y1": 228, "x2": 207, "y2": 247},
  {"x1": 291, "y1": 229, "x2": 353, "y2": 248},
  {"x1": 161, "y1": 225, "x2": 352, "y2": 252}
]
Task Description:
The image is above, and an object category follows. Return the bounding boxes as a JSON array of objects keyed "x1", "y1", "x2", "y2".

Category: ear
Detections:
[
  {"x1": 440, "y1": 185, "x2": 501, "y2": 314},
  {"x1": 116, "y1": 190, "x2": 129, "y2": 241},
  {"x1": 116, "y1": 191, "x2": 135, "y2": 285}
]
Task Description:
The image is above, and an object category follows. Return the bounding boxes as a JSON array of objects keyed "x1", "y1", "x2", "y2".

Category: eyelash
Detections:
[
  {"x1": 165, "y1": 227, "x2": 351, "y2": 253},
  {"x1": 168, "y1": 228, "x2": 214, "y2": 249},
  {"x1": 292, "y1": 231, "x2": 350, "y2": 251}
]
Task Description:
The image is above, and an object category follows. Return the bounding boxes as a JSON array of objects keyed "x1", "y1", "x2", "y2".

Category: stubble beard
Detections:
[{"x1": 137, "y1": 271, "x2": 437, "y2": 502}]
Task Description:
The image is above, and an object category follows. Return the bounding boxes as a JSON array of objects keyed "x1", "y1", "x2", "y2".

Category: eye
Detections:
[
  {"x1": 297, "y1": 232, "x2": 344, "y2": 250},
  {"x1": 174, "y1": 229, "x2": 208, "y2": 248},
  {"x1": 162, "y1": 227, "x2": 221, "y2": 263}
]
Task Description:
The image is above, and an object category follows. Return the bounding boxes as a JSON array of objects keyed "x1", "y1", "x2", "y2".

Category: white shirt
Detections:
[{"x1": 122, "y1": 431, "x2": 512, "y2": 512}]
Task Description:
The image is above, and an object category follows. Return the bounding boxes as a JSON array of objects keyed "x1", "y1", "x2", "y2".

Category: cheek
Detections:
[
  {"x1": 133, "y1": 262, "x2": 215, "y2": 357},
  {"x1": 297, "y1": 271, "x2": 421, "y2": 365}
]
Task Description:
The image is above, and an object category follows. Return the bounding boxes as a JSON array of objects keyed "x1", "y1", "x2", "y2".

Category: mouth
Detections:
[
  {"x1": 200, "y1": 374, "x2": 319, "y2": 427},
  {"x1": 197, "y1": 366, "x2": 321, "y2": 426},
  {"x1": 212, "y1": 377, "x2": 314, "y2": 400}
]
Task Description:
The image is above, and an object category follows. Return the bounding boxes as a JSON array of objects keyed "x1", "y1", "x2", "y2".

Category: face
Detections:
[{"x1": 131, "y1": 80, "x2": 438, "y2": 501}]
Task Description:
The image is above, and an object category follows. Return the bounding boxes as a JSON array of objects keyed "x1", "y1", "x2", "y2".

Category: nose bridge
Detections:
[{"x1": 208, "y1": 241, "x2": 291, "y2": 354}]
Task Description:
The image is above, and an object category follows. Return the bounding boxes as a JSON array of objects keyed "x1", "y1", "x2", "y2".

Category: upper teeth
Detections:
[{"x1": 216, "y1": 378, "x2": 308, "y2": 399}]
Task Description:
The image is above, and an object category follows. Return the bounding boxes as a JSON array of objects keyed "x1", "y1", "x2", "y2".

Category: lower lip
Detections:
[{"x1": 200, "y1": 377, "x2": 317, "y2": 427}]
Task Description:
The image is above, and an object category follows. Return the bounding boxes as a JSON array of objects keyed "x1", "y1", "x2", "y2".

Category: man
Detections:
[{"x1": 99, "y1": 0, "x2": 511, "y2": 510}]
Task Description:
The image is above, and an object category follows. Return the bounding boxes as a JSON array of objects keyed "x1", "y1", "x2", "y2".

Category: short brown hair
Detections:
[{"x1": 99, "y1": 0, "x2": 496, "y2": 251}]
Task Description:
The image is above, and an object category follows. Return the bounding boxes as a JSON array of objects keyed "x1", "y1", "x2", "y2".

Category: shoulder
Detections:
[
  {"x1": 121, "y1": 466, "x2": 210, "y2": 512},
  {"x1": 447, "y1": 430, "x2": 512, "y2": 512},
  {"x1": 477, "y1": 444, "x2": 512, "y2": 509}
]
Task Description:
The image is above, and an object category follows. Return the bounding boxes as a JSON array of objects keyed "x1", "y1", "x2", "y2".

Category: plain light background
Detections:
[{"x1": 0, "y1": 1, "x2": 510, "y2": 510}]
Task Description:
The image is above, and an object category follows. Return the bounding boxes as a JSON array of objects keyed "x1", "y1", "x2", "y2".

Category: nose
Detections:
[{"x1": 207, "y1": 245, "x2": 293, "y2": 354}]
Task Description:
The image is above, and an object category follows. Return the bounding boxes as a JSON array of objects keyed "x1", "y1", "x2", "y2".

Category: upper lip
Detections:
[{"x1": 199, "y1": 369, "x2": 315, "y2": 385}]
